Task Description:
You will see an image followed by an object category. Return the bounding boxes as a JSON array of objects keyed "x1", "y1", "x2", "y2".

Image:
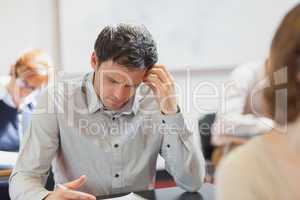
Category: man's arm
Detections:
[
  {"x1": 144, "y1": 65, "x2": 205, "y2": 191},
  {"x1": 9, "y1": 87, "x2": 96, "y2": 200},
  {"x1": 158, "y1": 113, "x2": 206, "y2": 191},
  {"x1": 9, "y1": 90, "x2": 59, "y2": 200}
]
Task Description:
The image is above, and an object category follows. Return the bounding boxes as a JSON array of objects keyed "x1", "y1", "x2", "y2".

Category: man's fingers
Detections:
[
  {"x1": 144, "y1": 74, "x2": 166, "y2": 95},
  {"x1": 63, "y1": 175, "x2": 87, "y2": 190},
  {"x1": 146, "y1": 68, "x2": 174, "y2": 91},
  {"x1": 61, "y1": 189, "x2": 96, "y2": 200},
  {"x1": 147, "y1": 68, "x2": 170, "y2": 83},
  {"x1": 150, "y1": 64, "x2": 173, "y2": 81},
  {"x1": 146, "y1": 74, "x2": 169, "y2": 91}
]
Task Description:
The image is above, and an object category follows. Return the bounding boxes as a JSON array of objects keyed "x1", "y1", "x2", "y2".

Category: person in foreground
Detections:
[
  {"x1": 9, "y1": 24, "x2": 205, "y2": 200},
  {"x1": 216, "y1": 4, "x2": 300, "y2": 200},
  {"x1": 0, "y1": 49, "x2": 51, "y2": 152}
]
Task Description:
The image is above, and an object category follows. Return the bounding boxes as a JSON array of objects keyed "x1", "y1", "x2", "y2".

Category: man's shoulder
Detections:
[
  {"x1": 36, "y1": 74, "x2": 87, "y2": 109},
  {"x1": 53, "y1": 73, "x2": 85, "y2": 96}
]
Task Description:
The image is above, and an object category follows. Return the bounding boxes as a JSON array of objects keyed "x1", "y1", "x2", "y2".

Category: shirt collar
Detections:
[
  {"x1": 83, "y1": 72, "x2": 103, "y2": 113},
  {"x1": 82, "y1": 72, "x2": 141, "y2": 115}
]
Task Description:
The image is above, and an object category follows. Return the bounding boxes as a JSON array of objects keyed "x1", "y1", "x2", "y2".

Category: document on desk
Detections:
[
  {"x1": 102, "y1": 192, "x2": 147, "y2": 200},
  {"x1": 0, "y1": 151, "x2": 18, "y2": 169}
]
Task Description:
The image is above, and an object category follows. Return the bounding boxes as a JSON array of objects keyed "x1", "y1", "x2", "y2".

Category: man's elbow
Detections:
[
  {"x1": 176, "y1": 176, "x2": 203, "y2": 192},
  {"x1": 175, "y1": 167, "x2": 205, "y2": 192},
  {"x1": 9, "y1": 174, "x2": 18, "y2": 200}
]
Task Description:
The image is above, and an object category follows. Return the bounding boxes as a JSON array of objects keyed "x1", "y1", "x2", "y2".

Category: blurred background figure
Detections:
[
  {"x1": 0, "y1": 49, "x2": 52, "y2": 152},
  {"x1": 207, "y1": 60, "x2": 276, "y2": 170},
  {"x1": 212, "y1": 59, "x2": 274, "y2": 137},
  {"x1": 216, "y1": 3, "x2": 300, "y2": 200}
]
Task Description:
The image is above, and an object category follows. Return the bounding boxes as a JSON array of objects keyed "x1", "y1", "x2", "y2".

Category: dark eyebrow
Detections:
[
  {"x1": 125, "y1": 83, "x2": 140, "y2": 87},
  {"x1": 107, "y1": 76, "x2": 119, "y2": 83},
  {"x1": 106, "y1": 75, "x2": 139, "y2": 87}
]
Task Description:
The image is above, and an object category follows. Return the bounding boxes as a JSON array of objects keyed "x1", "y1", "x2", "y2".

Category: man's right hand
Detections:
[{"x1": 45, "y1": 175, "x2": 96, "y2": 200}]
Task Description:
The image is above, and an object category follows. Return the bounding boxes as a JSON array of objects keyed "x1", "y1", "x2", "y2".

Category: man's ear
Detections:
[{"x1": 91, "y1": 52, "x2": 98, "y2": 70}]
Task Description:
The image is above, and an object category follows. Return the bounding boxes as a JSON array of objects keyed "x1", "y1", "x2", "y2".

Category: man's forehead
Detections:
[
  {"x1": 105, "y1": 71, "x2": 144, "y2": 85},
  {"x1": 101, "y1": 60, "x2": 145, "y2": 72},
  {"x1": 102, "y1": 60, "x2": 145, "y2": 72},
  {"x1": 99, "y1": 61, "x2": 145, "y2": 85}
]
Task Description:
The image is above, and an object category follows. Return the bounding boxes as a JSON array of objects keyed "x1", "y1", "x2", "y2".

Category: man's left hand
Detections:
[{"x1": 143, "y1": 64, "x2": 178, "y2": 115}]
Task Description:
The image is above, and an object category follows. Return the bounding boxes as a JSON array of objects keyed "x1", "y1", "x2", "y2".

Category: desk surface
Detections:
[
  {"x1": 97, "y1": 184, "x2": 214, "y2": 200},
  {"x1": 0, "y1": 151, "x2": 17, "y2": 169}
]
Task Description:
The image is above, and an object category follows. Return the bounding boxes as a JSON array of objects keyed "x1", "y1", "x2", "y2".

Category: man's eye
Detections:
[{"x1": 109, "y1": 79, "x2": 118, "y2": 84}]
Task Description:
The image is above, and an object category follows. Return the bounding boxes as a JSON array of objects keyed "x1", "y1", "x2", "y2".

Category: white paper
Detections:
[
  {"x1": 0, "y1": 151, "x2": 18, "y2": 167},
  {"x1": 102, "y1": 192, "x2": 147, "y2": 200}
]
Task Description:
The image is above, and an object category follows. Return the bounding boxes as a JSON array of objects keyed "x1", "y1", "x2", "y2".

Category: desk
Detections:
[
  {"x1": 0, "y1": 151, "x2": 18, "y2": 169},
  {"x1": 0, "y1": 151, "x2": 17, "y2": 181},
  {"x1": 97, "y1": 184, "x2": 214, "y2": 200},
  {"x1": 0, "y1": 169, "x2": 11, "y2": 178}
]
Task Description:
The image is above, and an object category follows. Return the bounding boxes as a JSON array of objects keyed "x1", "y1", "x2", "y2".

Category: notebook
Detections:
[{"x1": 102, "y1": 192, "x2": 147, "y2": 200}]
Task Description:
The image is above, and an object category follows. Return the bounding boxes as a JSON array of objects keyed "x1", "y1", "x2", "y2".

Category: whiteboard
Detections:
[{"x1": 59, "y1": 0, "x2": 298, "y2": 72}]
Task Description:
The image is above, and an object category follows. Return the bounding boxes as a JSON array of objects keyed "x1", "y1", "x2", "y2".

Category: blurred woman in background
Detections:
[
  {"x1": 0, "y1": 49, "x2": 52, "y2": 152},
  {"x1": 216, "y1": 4, "x2": 300, "y2": 200}
]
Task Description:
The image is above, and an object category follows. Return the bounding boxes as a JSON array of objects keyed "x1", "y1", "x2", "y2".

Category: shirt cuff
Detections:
[
  {"x1": 158, "y1": 109, "x2": 191, "y2": 140},
  {"x1": 161, "y1": 105, "x2": 181, "y2": 115},
  {"x1": 36, "y1": 189, "x2": 51, "y2": 200}
]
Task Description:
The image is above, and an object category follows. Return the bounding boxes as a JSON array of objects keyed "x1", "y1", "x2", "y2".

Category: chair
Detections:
[
  {"x1": 198, "y1": 113, "x2": 216, "y2": 183},
  {"x1": 198, "y1": 113, "x2": 216, "y2": 161}
]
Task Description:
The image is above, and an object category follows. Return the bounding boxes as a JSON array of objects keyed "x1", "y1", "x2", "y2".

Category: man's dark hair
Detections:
[{"x1": 94, "y1": 24, "x2": 158, "y2": 70}]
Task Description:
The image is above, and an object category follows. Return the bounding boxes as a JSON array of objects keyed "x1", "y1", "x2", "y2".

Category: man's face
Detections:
[{"x1": 93, "y1": 60, "x2": 146, "y2": 110}]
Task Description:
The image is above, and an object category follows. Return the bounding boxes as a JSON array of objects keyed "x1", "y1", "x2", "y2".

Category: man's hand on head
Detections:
[{"x1": 143, "y1": 64, "x2": 178, "y2": 115}]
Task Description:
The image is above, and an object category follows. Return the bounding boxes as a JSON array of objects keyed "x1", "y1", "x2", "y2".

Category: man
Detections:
[
  {"x1": 0, "y1": 49, "x2": 51, "y2": 152},
  {"x1": 9, "y1": 24, "x2": 205, "y2": 200}
]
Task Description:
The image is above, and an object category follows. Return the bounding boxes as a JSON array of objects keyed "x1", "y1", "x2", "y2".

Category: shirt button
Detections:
[
  {"x1": 112, "y1": 117, "x2": 116, "y2": 121},
  {"x1": 115, "y1": 174, "x2": 120, "y2": 178},
  {"x1": 167, "y1": 144, "x2": 171, "y2": 148},
  {"x1": 162, "y1": 119, "x2": 166, "y2": 124},
  {"x1": 114, "y1": 144, "x2": 119, "y2": 148}
]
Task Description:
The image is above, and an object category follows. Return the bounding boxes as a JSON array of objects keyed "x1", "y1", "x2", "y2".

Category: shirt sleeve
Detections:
[
  {"x1": 212, "y1": 62, "x2": 274, "y2": 136},
  {"x1": 158, "y1": 111, "x2": 206, "y2": 192},
  {"x1": 9, "y1": 89, "x2": 59, "y2": 200}
]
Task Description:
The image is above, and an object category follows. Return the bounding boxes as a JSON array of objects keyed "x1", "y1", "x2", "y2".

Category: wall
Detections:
[
  {"x1": 0, "y1": 0, "x2": 61, "y2": 76},
  {"x1": 58, "y1": 0, "x2": 298, "y2": 73},
  {"x1": 1, "y1": 0, "x2": 297, "y2": 133}
]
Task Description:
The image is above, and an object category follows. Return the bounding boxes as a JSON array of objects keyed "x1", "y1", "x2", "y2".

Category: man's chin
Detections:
[{"x1": 105, "y1": 101, "x2": 126, "y2": 111}]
